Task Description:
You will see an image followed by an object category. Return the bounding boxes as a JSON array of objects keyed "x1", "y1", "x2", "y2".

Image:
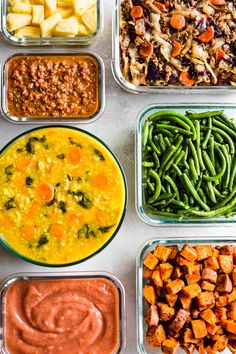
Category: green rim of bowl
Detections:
[{"x1": 0, "y1": 125, "x2": 128, "y2": 267}]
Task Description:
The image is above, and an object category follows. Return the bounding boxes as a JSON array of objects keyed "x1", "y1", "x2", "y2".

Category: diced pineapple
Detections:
[
  {"x1": 40, "y1": 12, "x2": 61, "y2": 37},
  {"x1": 57, "y1": 0, "x2": 73, "y2": 8},
  {"x1": 78, "y1": 23, "x2": 90, "y2": 37},
  {"x1": 12, "y1": 3, "x2": 32, "y2": 14},
  {"x1": 53, "y1": 15, "x2": 79, "y2": 36},
  {"x1": 45, "y1": 0, "x2": 57, "y2": 17},
  {"x1": 81, "y1": 5, "x2": 96, "y2": 34},
  {"x1": 73, "y1": 0, "x2": 96, "y2": 16},
  {"x1": 32, "y1": 5, "x2": 44, "y2": 25},
  {"x1": 7, "y1": 7, "x2": 13, "y2": 12},
  {"x1": 15, "y1": 25, "x2": 41, "y2": 37},
  {"x1": 30, "y1": 0, "x2": 45, "y2": 4},
  {"x1": 9, "y1": 0, "x2": 30, "y2": 5},
  {"x1": 7, "y1": 13, "x2": 32, "y2": 32},
  {"x1": 56, "y1": 6, "x2": 73, "y2": 18}
]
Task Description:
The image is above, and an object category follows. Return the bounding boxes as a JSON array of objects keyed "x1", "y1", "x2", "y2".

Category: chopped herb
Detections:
[
  {"x1": 56, "y1": 182, "x2": 61, "y2": 187},
  {"x1": 25, "y1": 176, "x2": 34, "y2": 186},
  {"x1": 94, "y1": 149, "x2": 105, "y2": 161},
  {"x1": 5, "y1": 164, "x2": 14, "y2": 181},
  {"x1": 69, "y1": 137, "x2": 82, "y2": 148},
  {"x1": 46, "y1": 197, "x2": 57, "y2": 206},
  {"x1": 67, "y1": 174, "x2": 73, "y2": 181},
  {"x1": 40, "y1": 135, "x2": 47, "y2": 143},
  {"x1": 77, "y1": 177, "x2": 82, "y2": 183},
  {"x1": 57, "y1": 153, "x2": 65, "y2": 160},
  {"x1": 4, "y1": 198, "x2": 16, "y2": 210},
  {"x1": 37, "y1": 234, "x2": 49, "y2": 248},
  {"x1": 16, "y1": 148, "x2": 23, "y2": 153},
  {"x1": 44, "y1": 143, "x2": 49, "y2": 150},
  {"x1": 58, "y1": 201, "x2": 67, "y2": 213},
  {"x1": 78, "y1": 224, "x2": 96, "y2": 239},
  {"x1": 77, "y1": 192, "x2": 92, "y2": 209},
  {"x1": 98, "y1": 225, "x2": 115, "y2": 233},
  {"x1": 25, "y1": 137, "x2": 39, "y2": 154}
]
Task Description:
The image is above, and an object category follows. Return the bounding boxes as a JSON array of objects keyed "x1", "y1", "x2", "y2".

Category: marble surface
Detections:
[{"x1": 0, "y1": 1, "x2": 236, "y2": 353}]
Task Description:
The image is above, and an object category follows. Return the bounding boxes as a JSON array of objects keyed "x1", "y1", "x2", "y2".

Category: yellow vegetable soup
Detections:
[{"x1": 0, "y1": 127, "x2": 126, "y2": 265}]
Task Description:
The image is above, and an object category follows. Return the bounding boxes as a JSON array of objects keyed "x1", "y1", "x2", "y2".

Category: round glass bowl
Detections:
[{"x1": 0, "y1": 126, "x2": 127, "y2": 267}]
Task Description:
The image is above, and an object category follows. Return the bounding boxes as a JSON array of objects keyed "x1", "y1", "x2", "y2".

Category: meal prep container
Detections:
[
  {"x1": 0, "y1": 125, "x2": 127, "y2": 267},
  {"x1": 136, "y1": 103, "x2": 236, "y2": 226},
  {"x1": 0, "y1": 271, "x2": 126, "y2": 354},
  {"x1": 0, "y1": 0, "x2": 103, "y2": 45},
  {"x1": 112, "y1": 0, "x2": 236, "y2": 94},
  {"x1": 0, "y1": 50, "x2": 105, "y2": 124},
  {"x1": 136, "y1": 236, "x2": 236, "y2": 354}
]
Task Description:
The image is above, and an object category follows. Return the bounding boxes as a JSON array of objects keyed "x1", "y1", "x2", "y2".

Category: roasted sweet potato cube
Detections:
[
  {"x1": 158, "y1": 303, "x2": 175, "y2": 321},
  {"x1": 216, "y1": 295, "x2": 228, "y2": 307},
  {"x1": 168, "y1": 246, "x2": 179, "y2": 260},
  {"x1": 228, "y1": 304, "x2": 236, "y2": 321},
  {"x1": 172, "y1": 266, "x2": 182, "y2": 280},
  {"x1": 197, "y1": 291, "x2": 215, "y2": 310},
  {"x1": 200, "y1": 308, "x2": 216, "y2": 325},
  {"x1": 152, "y1": 269, "x2": 163, "y2": 288},
  {"x1": 220, "y1": 245, "x2": 235, "y2": 255},
  {"x1": 180, "y1": 245, "x2": 198, "y2": 262},
  {"x1": 184, "y1": 263, "x2": 202, "y2": 275},
  {"x1": 213, "y1": 248, "x2": 220, "y2": 257},
  {"x1": 186, "y1": 271, "x2": 201, "y2": 285},
  {"x1": 217, "y1": 274, "x2": 233, "y2": 293},
  {"x1": 214, "y1": 307, "x2": 227, "y2": 322},
  {"x1": 144, "y1": 252, "x2": 159, "y2": 270},
  {"x1": 212, "y1": 335, "x2": 228, "y2": 352},
  {"x1": 184, "y1": 328, "x2": 198, "y2": 344},
  {"x1": 145, "y1": 304, "x2": 159, "y2": 326},
  {"x1": 161, "y1": 338, "x2": 179, "y2": 354},
  {"x1": 143, "y1": 267, "x2": 153, "y2": 279},
  {"x1": 179, "y1": 294, "x2": 192, "y2": 310},
  {"x1": 146, "y1": 324, "x2": 166, "y2": 347},
  {"x1": 160, "y1": 263, "x2": 174, "y2": 280},
  {"x1": 218, "y1": 255, "x2": 233, "y2": 274},
  {"x1": 191, "y1": 319, "x2": 207, "y2": 338},
  {"x1": 202, "y1": 269, "x2": 217, "y2": 283},
  {"x1": 201, "y1": 281, "x2": 215, "y2": 292},
  {"x1": 195, "y1": 245, "x2": 213, "y2": 261},
  {"x1": 226, "y1": 321, "x2": 236, "y2": 334},
  {"x1": 183, "y1": 344, "x2": 195, "y2": 354},
  {"x1": 166, "y1": 279, "x2": 185, "y2": 295},
  {"x1": 233, "y1": 269, "x2": 236, "y2": 286},
  {"x1": 198, "y1": 343, "x2": 205, "y2": 354},
  {"x1": 165, "y1": 293, "x2": 178, "y2": 308},
  {"x1": 221, "y1": 319, "x2": 232, "y2": 328},
  {"x1": 176, "y1": 256, "x2": 194, "y2": 267},
  {"x1": 169, "y1": 309, "x2": 190, "y2": 333},
  {"x1": 182, "y1": 283, "x2": 202, "y2": 299},
  {"x1": 206, "y1": 322, "x2": 218, "y2": 335},
  {"x1": 144, "y1": 285, "x2": 156, "y2": 304},
  {"x1": 204, "y1": 256, "x2": 220, "y2": 271},
  {"x1": 154, "y1": 245, "x2": 172, "y2": 262},
  {"x1": 228, "y1": 290, "x2": 236, "y2": 303}
]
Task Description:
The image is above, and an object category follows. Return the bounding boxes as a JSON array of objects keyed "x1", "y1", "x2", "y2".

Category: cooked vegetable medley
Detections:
[
  {"x1": 142, "y1": 110, "x2": 236, "y2": 218},
  {"x1": 120, "y1": 0, "x2": 236, "y2": 86},
  {"x1": 0, "y1": 127, "x2": 126, "y2": 265},
  {"x1": 143, "y1": 243, "x2": 236, "y2": 353}
]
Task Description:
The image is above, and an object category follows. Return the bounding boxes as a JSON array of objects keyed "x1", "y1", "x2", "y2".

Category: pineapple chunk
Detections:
[
  {"x1": 15, "y1": 25, "x2": 41, "y2": 37},
  {"x1": 81, "y1": 5, "x2": 96, "y2": 34},
  {"x1": 78, "y1": 23, "x2": 90, "y2": 37},
  {"x1": 53, "y1": 16, "x2": 79, "y2": 36},
  {"x1": 40, "y1": 12, "x2": 61, "y2": 37},
  {"x1": 7, "y1": 13, "x2": 32, "y2": 32},
  {"x1": 30, "y1": 0, "x2": 45, "y2": 4},
  {"x1": 9, "y1": 0, "x2": 30, "y2": 5},
  {"x1": 56, "y1": 7, "x2": 73, "y2": 18},
  {"x1": 57, "y1": 0, "x2": 73, "y2": 8},
  {"x1": 45, "y1": 0, "x2": 57, "y2": 17},
  {"x1": 12, "y1": 3, "x2": 32, "y2": 14},
  {"x1": 73, "y1": 0, "x2": 96, "y2": 16},
  {"x1": 32, "y1": 5, "x2": 44, "y2": 25}
]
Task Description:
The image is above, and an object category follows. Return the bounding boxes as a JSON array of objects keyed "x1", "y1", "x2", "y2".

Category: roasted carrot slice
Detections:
[
  {"x1": 15, "y1": 157, "x2": 32, "y2": 171},
  {"x1": 170, "y1": 14, "x2": 186, "y2": 30},
  {"x1": 179, "y1": 72, "x2": 195, "y2": 86},
  {"x1": 67, "y1": 212, "x2": 84, "y2": 225},
  {"x1": 216, "y1": 48, "x2": 225, "y2": 61},
  {"x1": 50, "y1": 223, "x2": 65, "y2": 239},
  {"x1": 172, "y1": 41, "x2": 181, "y2": 57},
  {"x1": 198, "y1": 26, "x2": 215, "y2": 43},
  {"x1": 22, "y1": 224, "x2": 36, "y2": 240},
  {"x1": 154, "y1": 1, "x2": 168, "y2": 12},
  {"x1": 66, "y1": 147, "x2": 82, "y2": 165},
  {"x1": 139, "y1": 42, "x2": 154, "y2": 57},
  {"x1": 130, "y1": 5, "x2": 143, "y2": 19},
  {"x1": 210, "y1": 0, "x2": 226, "y2": 5},
  {"x1": 36, "y1": 182, "x2": 54, "y2": 203},
  {"x1": 92, "y1": 173, "x2": 108, "y2": 189}
]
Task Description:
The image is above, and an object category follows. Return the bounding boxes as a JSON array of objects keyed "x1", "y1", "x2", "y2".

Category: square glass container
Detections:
[
  {"x1": 137, "y1": 237, "x2": 236, "y2": 354},
  {"x1": 1, "y1": 50, "x2": 105, "y2": 124},
  {"x1": 1, "y1": 0, "x2": 103, "y2": 46},
  {"x1": 112, "y1": 0, "x2": 236, "y2": 94},
  {"x1": 136, "y1": 103, "x2": 236, "y2": 225},
  {"x1": 0, "y1": 271, "x2": 126, "y2": 354}
]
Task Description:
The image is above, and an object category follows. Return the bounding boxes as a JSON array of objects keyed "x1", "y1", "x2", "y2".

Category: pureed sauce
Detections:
[
  {"x1": 7, "y1": 55, "x2": 99, "y2": 119},
  {"x1": 4, "y1": 278, "x2": 120, "y2": 354}
]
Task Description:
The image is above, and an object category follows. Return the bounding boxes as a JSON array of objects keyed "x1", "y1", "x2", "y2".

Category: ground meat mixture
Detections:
[{"x1": 7, "y1": 55, "x2": 98, "y2": 118}]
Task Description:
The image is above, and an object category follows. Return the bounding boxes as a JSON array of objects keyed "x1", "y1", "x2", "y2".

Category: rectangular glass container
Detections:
[
  {"x1": 1, "y1": 50, "x2": 105, "y2": 124},
  {"x1": 1, "y1": 0, "x2": 103, "y2": 46},
  {"x1": 137, "y1": 237, "x2": 236, "y2": 354},
  {"x1": 0, "y1": 271, "x2": 126, "y2": 354},
  {"x1": 112, "y1": 0, "x2": 236, "y2": 94},
  {"x1": 136, "y1": 103, "x2": 236, "y2": 225}
]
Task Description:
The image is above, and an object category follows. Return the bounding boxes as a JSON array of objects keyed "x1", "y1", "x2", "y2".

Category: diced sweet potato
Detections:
[
  {"x1": 152, "y1": 269, "x2": 163, "y2": 288},
  {"x1": 183, "y1": 344, "x2": 195, "y2": 354},
  {"x1": 145, "y1": 304, "x2": 159, "y2": 326},
  {"x1": 161, "y1": 338, "x2": 179, "y2": 354},
  {"x1": 179, "y1": 294, "x2": 192, "y2": 310},
  {"x1": 212, "y1": 334, "x2": 228, "y2": 352},
  {"x1": 176, "y1": 256, "x2": 194, "y2": 267},
  {"x1": 195, "y1": 245, "x2": 213, "y2": 261},
  {"x1": 216, "y1": 274, "x2": 233, "y2": 293},
  {"x1": 228, "y1": 290, "x2": 236, "y2": 303},
  {"x1": 168, "y1": 245, "x2": 179, "y2": 260},
  {"x1": 169, "y1": 309, "x2": 190, "y2": 333},
  {"x1": 197, "y1": 291, "x2": 215, "y2": 310},
  {"x1": 226, "y1": 321, "x2": 236, "y2": 334},
  {"x1": 146, "y1": 324, "x2": 166, "y2": 347},
  {"x1": 220, "y1": 245, "x2": 235, "y2": 255},
  {"x1": 144, "y1": 252, "x2": 159, "y2": 270},
  {"x1": 198, "y1": 343, "x2": 205, "y2": 354},
  {"x1": 165, "y1": 293, "x2": 178, "y2": 308},
  {"x1": 191, "y1": 319, "x2": 208, "y2": 338},
  {"x1": 201, "y1": 281, "x2": 215, "y2": 292},
  {"x1": 218, "y1": 255, "x2": 233, "y2": 274},
  {"x1": 202, "y1": 269, "x2": 217, "y2": 283},
  {"x1": 160, "y1": 263, "x2": 174, "y2": 280},
  {"x1": 213, "y1": 248, "x2": 220, "y2": 257},
  {"x1": 172, "y1": 265, "x2": 183, "y2": 280},
  {"x1": 184, "y1": 328, "x2": 198, "y2": 344},
  {"x1": 206, "y1": 322, "x2": 218, "y2": 335},
  {"x1": 216, "y1": 295, "x2": 228, "y2": 307},
  {"x1": 228, "y1": 304, "x2": 236, "y2": 321},
  {"x1": 233, "y1": 268, "x2": 236, "y2": 286},
  {"x1": 182, "y1": 283, "x2": 202, "y2": 299},
  {"x1": 158, "y1": 302, "x2": 175, "y2": 321},
  {"x1": 144, "y1": 285, "x2": 156, "y2": 304},
  {"x1": 180, "y1": 245, "x2": 198, "y2": 262},
  {"x1": 166, "y1": 279, "x2": 185, "y2": 295},
  {"x1": 204, "y1": 256, "x2": 220, "y2": 271},
  {"x1": 186, "y1": 271, "x2": 201, "y2": 285},
  {"x1": 184, "y1": 263, "x2": 202, "y2": 275},
  {"x1": 214, "y1": 307, "x2": 227, "y2": 322},
  {"x1": 143, "y1": 267, "x2": 153, "y2": 279},
  {"x1": 200, "y1": 308, "x2": 216, "y2": 325},
  {"x1": 154, "y1": 245, "x2": 172, "y2": 262}
]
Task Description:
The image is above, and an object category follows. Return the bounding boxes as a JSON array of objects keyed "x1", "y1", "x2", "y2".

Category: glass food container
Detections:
[
  {"x1": 0, "y1": 271, "x2": 126, "y2": 354},
  {"x1": 136, "y1": 103, "x2": 236, "y2": 225},
  {"x1": 1, "y1": 50, "x2": 105, "y2": 124},
  {"x1": 137, "y1": 237, "x2": 236, "y2": 354},
  {"x1": 1, "y1": 0, "x2": 103, "y2": 45},
  {"x1": 112, "y1": 0, "x2": 236, "y2": 94}
]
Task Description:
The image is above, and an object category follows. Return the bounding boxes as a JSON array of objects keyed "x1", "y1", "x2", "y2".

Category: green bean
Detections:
[
  {"x1": 188, "y1": 110, "x2": 223, "y2": 119},
  {"x1": 202, "y1": 151, "x2": 216, "y2": 177},
  {"x1": 183, "y1": 194, "x2": 189, "y2": 205},
  {"x1": 157, "y1": 193, "x2": 173, "y2": 201},
  {"x1": 219, "y1": 112, "x2": 236, "y2": 130},
  {"x1": 191, "y1": 195, "x2": 236, "y2": 217},
  {"x1": 212, "y1": 185, "x2": 236, "y2": 210},
  {"x1": 142, "y1": 121, "x2": 149, "y2": 147},
  {"x1": 170, "y1": 200, "x2": 189, "y2": 210},
  {"x1": 165, "y1": 146, "x2": 183, "y2": 172},
  {"x1": 202, "y1": 126, "x2": 235, "y2": 154},
  {"x1": 214, "y1": 131, "x2": 224, "y2": 143},
  {"x1": 229, "y1": 158, "x2": 236, "y2": 192},
  {"x1": 202, "y1": 118, "x2": 212, "y2": 149},
  {"x1": 154, "y1": 128, "x2": 174, "y2": 137},
  {"x1": 155, "y1": 124, "x2": 193, "y2": 136},
  {"x1": 147, "y1": 208, "x2": 180, "y2": 218},
  {"x1": 157, "y1": 134, "x2": 166, "y2": 153},
  {"x1": 182, "y1": 173, "x2": 210, "y2": 211},
  {"x1": 195, "y1": 120, "x2": 205, "y2": 171},
  {"x1": 150, "y1": 114, "x2": 191, "y2": 131},
  {"x1": 189, "y1": 158, "x2": 198, "y2": 182},
  {"x1": 184, "y1": 144, "x2": 188, "y2": 161},
  {"x1": 203, "y1": 145, "x2": 226, "y2": 182},
  {"x1": 198, "y1": 188, "x2": 207, "y2": 205},
  {"x1": 147, "y1": 182, "x2": 155, "y2": 193},
  {"x1": 188, "y1": 139, "x2": 200, "y2": 176},
  {"x1": 173, "y1": 150, "x2": 185, "y2": 167},
  {"x1": 209, "y1": 136, "x2": 215, "y2": 168},
  {"x1": 206, "y1": 181, "x2": 217, "y2": 203},
  {"x1": 221, "y1": 145, "x2": 231, "y2": 189},
  {"x1": 148, "y1": 170, "x2": 162, "y2": 204},
  {"x1": 148, "y1": 125, "x2": 161, "y2": 155},
  {"x1": 153, "y1": 151, "x2": 160, "y2": 169},
  {"x1": 164, "y1": 175, "x2": 180, "y2": 200},
  {"x1": 159, "y1": 146, "x2": 177, "y2": 177},
  {"x1": 164, "y1": 137, "x2": 171, "y2": 147},
  {"x1": 213, "y1": 118, "x2": 236, "y2": 139},
  {"x1": 184, "y1": 161, "x2": 190, "y2": 170},
  {"x1": 142, "y1": 161, "x2": 155, "y2": 167}
]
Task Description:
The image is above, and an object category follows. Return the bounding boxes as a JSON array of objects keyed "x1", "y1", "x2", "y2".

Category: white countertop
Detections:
[{"x1": 0, "y1": 1, "x2": 236, "y2": 353}]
